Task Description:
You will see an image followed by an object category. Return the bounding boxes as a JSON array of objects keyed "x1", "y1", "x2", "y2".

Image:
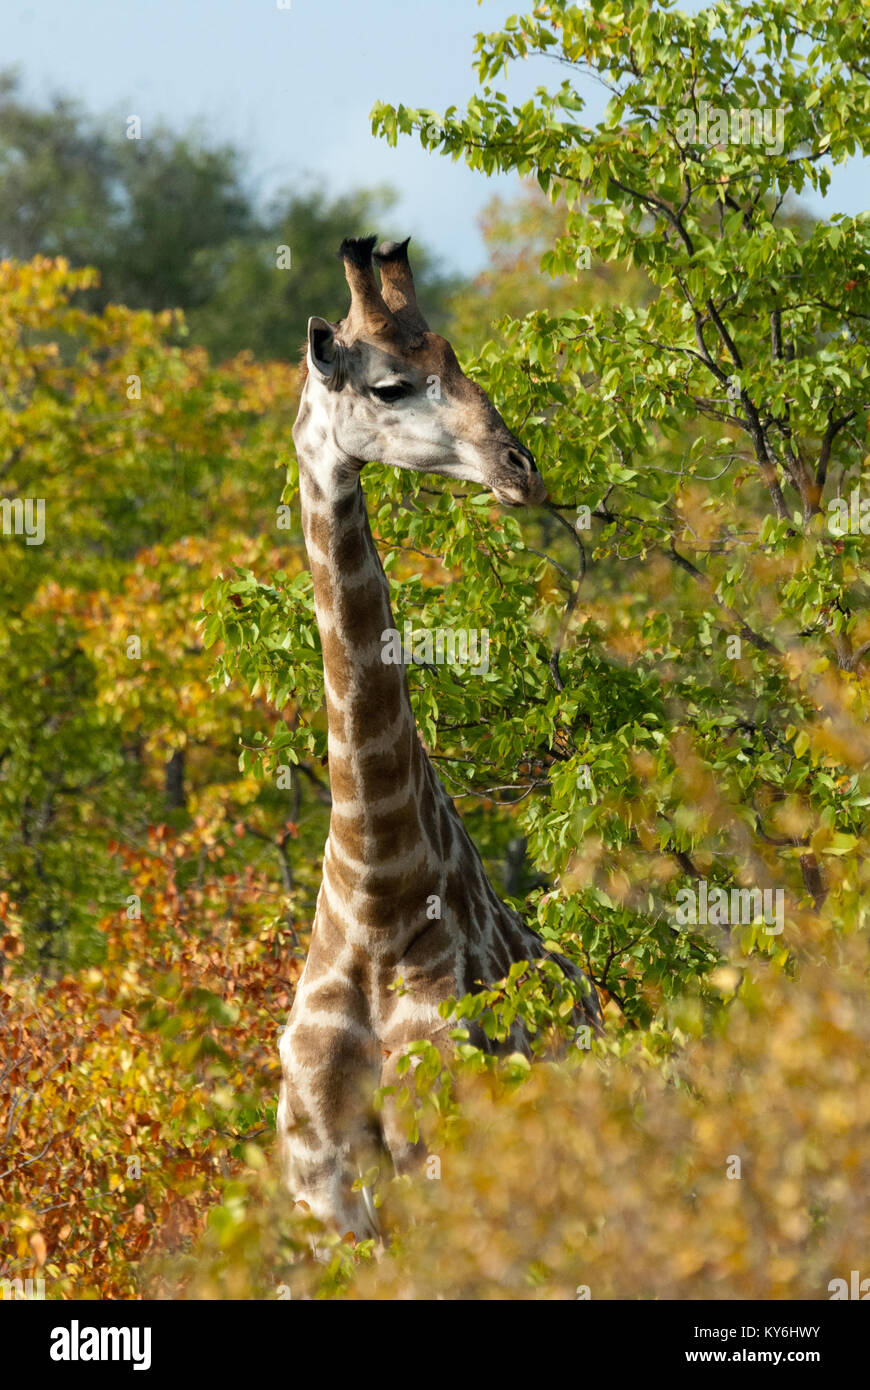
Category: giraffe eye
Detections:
[{"x1": 371, "y1": 381, "x2": 413, "y2": 403}]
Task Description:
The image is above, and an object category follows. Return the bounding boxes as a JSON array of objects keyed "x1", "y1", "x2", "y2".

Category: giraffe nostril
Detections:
[{"x1": 507, "y1": 446, "x2": 537, "y2": 474}]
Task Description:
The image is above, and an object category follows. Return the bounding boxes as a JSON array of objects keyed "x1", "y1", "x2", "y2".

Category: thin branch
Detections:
[{"x1": 816, "y1": 410, "x2": 856, "y2": 490}]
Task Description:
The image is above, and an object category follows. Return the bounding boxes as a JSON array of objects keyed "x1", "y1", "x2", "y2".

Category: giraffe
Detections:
[{"x1": 277, "y1": 235, "x2": 603, "y2": 1239}]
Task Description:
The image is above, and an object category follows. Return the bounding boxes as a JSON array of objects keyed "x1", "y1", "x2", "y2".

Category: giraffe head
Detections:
[{"x1": 294, "y1": 235, "x2": 546, "y2": 506}]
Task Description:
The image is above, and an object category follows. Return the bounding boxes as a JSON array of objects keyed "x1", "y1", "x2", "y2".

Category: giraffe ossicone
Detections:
[{"x1": 277, "y1": 234, "x2": 603, "y2": 1240}]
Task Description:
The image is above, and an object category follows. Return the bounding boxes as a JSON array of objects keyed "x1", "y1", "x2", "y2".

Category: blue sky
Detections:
[{"x1": 5, "y1": 0, "x2": 868, "y2": 275}]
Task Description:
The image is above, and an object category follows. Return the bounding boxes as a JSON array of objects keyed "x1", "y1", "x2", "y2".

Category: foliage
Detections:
[
  {"x1": 445, "y1": 178, "x2": 651, "y2": 353},
  {"x1": 4, "y1": 857, "x2": 866, "y2": 1301},
  {"x1": 0, "y1": 830, "x2": 304, "y2": 1299},
  {"x1": 0, "y1": 73, "x2": 251, "y2": 312},
  {"x1": 0, "y1": 257, "x2": 323, "y2": 967},
  {"x1": 367, "y1": 0, "x2": 870, "y2": 1024},
  {"x1": 350, "y1": 932, "x2": 870, "y2": 1300}
]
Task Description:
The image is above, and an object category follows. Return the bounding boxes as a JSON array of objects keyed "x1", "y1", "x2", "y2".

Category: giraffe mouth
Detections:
[{"x1": 492, "y1": 474, "x2": 548, "y2": 507}]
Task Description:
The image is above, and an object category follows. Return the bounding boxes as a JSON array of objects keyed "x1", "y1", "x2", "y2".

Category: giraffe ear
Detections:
[{"x1": 307, "y1": 316, "x2": 338, "y2": 378}]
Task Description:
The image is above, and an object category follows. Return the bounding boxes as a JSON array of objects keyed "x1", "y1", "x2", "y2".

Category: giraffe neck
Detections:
[{"x1": 296, "y1": 438, "x2": 433, "y2": 904}]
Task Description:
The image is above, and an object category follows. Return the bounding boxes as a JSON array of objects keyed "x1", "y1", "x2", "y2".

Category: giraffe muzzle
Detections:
[{"x1": 497, "y1": 445, "x2": 548, "y2": 506}]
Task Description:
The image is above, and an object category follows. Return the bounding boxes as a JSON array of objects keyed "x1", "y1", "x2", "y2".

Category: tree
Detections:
[
  {"x1": 102, "y1": 128, "x2": 254, "y2": 313},
  {"x1": 445, "y1": 178, "x2": 651, "y2": 354},
  {"x1": 0, "y1": 72, "x2": 116, "y2": 268},
  {"x1": 352, "y1": 0, "x2": 870, "y2": 1019},
  {"x1": 0, "y1": 73, "x2": 251, "y2": 314},
  {"x1": 0, "y1": 258, "x2": 320, "y2": 964}
]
